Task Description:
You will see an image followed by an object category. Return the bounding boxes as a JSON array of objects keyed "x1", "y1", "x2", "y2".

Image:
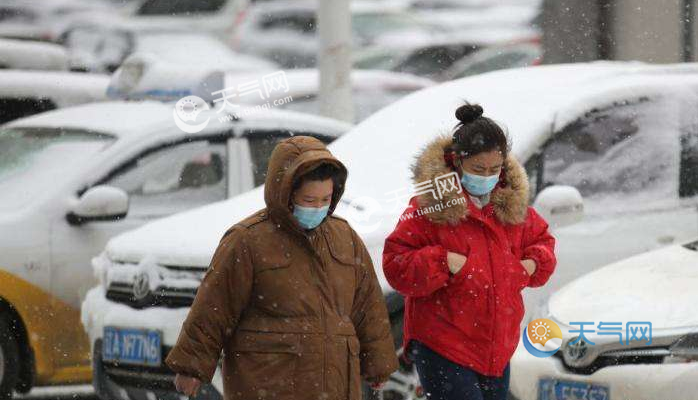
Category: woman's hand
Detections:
[
  {"x1": 521, "y1": 259, "x2": 537, "y2": 277},
  {"x1": 174, "y1": 374, "x2": 202, "y2": 397},
  {"x1": 446, "y1": 251, "x2": 467, "y2": 274}
]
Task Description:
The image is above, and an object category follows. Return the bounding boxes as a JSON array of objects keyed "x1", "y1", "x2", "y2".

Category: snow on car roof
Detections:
[
  {"x1": 0, "y1": 38, "x2": 68, "y2": 70},
  {"x1": 104, "y1": 61, "x2": 698, "y2": 270},
  {"x1": 224, "y1": 68, "x2": 434, "y2": 103},
  {"x1": 0, "y1": 70, "x2": 109, "y2": 106},
  {"x1": 6, "y1": 100, "x2": 176, "y2": 135},
  {"x1": 7, "y1": 99, "x2": 351, "y2": 139},
  {"x1": 133, "y1": 32, "x2": 278, "y2": 72},
  {"x1": 245, "y1": 0, "x2": 406, "y2": 15}
]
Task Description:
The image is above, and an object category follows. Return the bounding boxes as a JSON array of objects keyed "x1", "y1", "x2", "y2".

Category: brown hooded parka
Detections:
[{"x1": 165, "y1": 136, "x2": 398, "y2": 400}]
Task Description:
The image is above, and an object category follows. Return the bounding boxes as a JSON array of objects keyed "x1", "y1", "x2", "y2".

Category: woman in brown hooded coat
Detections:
[{"x1": 165, "y1": 136, "x2": 398, "y2": 400}]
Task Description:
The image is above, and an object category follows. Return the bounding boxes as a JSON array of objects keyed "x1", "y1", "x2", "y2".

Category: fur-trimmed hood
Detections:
[{"x1": 410, "y1": 133, "x2": 530, "y2": 226}]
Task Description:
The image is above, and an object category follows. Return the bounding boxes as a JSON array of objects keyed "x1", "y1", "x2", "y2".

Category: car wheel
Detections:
[{"x1": 0, "y1": 316, "x2": 20, "y2": 400}]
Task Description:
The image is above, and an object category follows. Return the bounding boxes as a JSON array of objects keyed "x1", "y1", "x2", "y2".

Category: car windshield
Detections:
[
  {"x1": 136, "y1": 0, "x2": 226, "y2": 15},
  {"x1": 352, "y1": 13, "x2": 420, "y2": 40},
  {"x1": 0, "y1": 127, "x2": 116, "y2": 212}
]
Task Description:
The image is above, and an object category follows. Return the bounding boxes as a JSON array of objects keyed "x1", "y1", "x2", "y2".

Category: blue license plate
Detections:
[
  {"x1": 538, "y1": 378, "x2": 610, "y2": 400},
  {"x1": 103, "y1": 326, "x2": 162, "y2": 366}
]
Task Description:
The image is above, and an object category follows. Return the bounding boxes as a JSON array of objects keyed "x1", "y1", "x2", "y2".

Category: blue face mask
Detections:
[
  {"x1": 460, "y1": 171, "x2": 499, "y2": 196},
  {"x1": 292, "y1": 204, "x2": 330, "y2": 229}
]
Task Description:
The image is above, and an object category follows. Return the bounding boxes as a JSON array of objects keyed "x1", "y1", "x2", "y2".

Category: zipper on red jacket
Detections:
[{"x1": 482, "y1": 223, "x2": 497, "y2": 375}]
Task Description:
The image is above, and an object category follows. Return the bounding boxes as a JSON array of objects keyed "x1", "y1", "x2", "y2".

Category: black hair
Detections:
[
  {"x1": 292, "y1": 163, "x2": 341, "y2": 193},
  {"x1": 448, "y1": 102, "x2": 510, "y2": 161}
]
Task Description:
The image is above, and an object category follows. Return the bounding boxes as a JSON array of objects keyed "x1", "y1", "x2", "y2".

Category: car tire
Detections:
[{"x1": 0, "y1": 316, "x2": 20, "y2": 400}]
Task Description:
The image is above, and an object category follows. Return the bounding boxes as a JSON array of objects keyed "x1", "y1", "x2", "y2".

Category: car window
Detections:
[
  {"x1": 105, "y1": 139, "x2": 227, "y2": 218},
  {"x1": 395, "y1": 44, "x2": 479, "y2": 78},
  {"x1": 246, "y1": 130, "x2": 334, "y2": 187},
  {"x1": 679, "y1": 120, "x2": 698, "y2": 198},
  {"x1": 456, "y1": 51, "x2": 532, "y2": 78},
  {"x1": 540, "y1": 97, "x2": 680, "y2": 208},
  {"x1": 259, "y1": 12, "x2": 316, "y2": 34},
  {"x1": 0, "y1": 97, "x2": 56, "y2": 124},
  {"x1": 136, "y1": 0, "x2": 226, "y2": 15}
]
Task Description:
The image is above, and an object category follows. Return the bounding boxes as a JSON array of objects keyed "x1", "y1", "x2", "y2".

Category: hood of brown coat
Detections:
[
  {"x1": 411, "y1": 133, "x2": 530, "y2": 226},
  {"x1": 263, "y1": 135, "x2": 348, "y2": 233}
]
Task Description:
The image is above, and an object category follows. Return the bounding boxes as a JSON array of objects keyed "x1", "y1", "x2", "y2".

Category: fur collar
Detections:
[{"x1": 410, "y1": 133, "x2": 530, "y2": 226}]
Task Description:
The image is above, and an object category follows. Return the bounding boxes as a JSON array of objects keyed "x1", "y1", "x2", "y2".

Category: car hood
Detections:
[{"x1": 548, "y1": 239, "x2": 698, "y2": 330}]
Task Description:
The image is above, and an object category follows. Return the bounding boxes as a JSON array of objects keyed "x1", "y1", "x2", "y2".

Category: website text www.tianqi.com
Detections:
[
  {"x1": 398, "y1": 196, "x2": 467, "y2": 221},
  {"x1": 217, "y1": 95, "x2": 294, "y2": 123}
]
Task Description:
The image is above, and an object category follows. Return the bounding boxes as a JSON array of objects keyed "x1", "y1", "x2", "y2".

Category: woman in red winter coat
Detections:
[{"x1": 382, "y1": 103, "x2": 557, "y2": 400}]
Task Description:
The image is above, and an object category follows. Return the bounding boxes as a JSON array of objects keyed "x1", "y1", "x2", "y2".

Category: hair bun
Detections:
[{"x1": 455, "y1": 103, "x2": 483, "y2": 124}]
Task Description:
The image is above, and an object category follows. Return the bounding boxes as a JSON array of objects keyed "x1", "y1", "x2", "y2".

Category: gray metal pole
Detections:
[
  {"x1": 683, "y1": 0, "x2": 694, "y2": 62},
  {"x1": 317, "y1": 0, "x2": 354, "y2": 123}
]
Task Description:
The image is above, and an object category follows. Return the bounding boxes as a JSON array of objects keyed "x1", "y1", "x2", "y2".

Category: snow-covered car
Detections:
[
  {"x1": 413, "y1": 0, "x2": 541, "y2": 34},
  {"x1": 224, "y1": 68, "x2": 434, "y2": 122},
  {"x1": 0, "y1": 96, "x2": 349, "y2": 396},
  {"x1": 59, "y1": 27, "x2": 277, "y2": 74},
  {"x1": 0, "y1": 38, "x2": 69, "y2": 70},
  {"x1": 439, "y1": 41, "x2": 542, "y2": 81},
  {"x1": 51, "y1": 0, "x2": 246, "y2": 44},
  {"x1": 81, "y1": 61, "x2": 698, "y2": 400},
  {"x1": 354, "y1": 28, "x2": 539, "y2": 79},
  {"x1": 510, "y1": 236, "x2": 698, "y2": 400},
  {"x1": 232, "y1": 0, "x2": 440, "y2": 68},
  {"x1": 0, "y1": 69, "x2": 109, "y2": 124},
  {"x1": 0, "y1": 0, "x2": 116, "y2": 41}
]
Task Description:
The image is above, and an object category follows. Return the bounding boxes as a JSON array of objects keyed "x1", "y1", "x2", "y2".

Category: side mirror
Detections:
[
  {"x1": 533, "y1": 185, "x2": 584, "y2": 229},
  {"x1": 67, "y1": 185, "x2": 129, "y2": 225}
]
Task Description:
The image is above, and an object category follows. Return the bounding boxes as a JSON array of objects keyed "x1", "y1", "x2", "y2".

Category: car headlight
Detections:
[
  {"x1": 668, "y1": 332, "x2": 698, "y2": 362},
  {"x1": 91, "y1": 252, "x2": 114, "y2": 289}
]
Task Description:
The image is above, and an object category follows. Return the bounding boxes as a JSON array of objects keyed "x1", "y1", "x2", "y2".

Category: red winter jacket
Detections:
[{"x1": 382, "y1": 135, "x2": 556, "y2": 377}]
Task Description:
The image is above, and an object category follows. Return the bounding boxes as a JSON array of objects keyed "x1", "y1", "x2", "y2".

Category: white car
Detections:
[
  {"x1": 51, "y1": 0, "x2": 246, "y2": 44},
  {"x1": 510, "y1": 236, "x2": 698, "y2": 400},
  {"x1": 0, "y1": 69, "x2": 109, "y2": 124},
  {"x1": 0, "y1": 97, "x2": 349, "y2": 396},
  {"x1": 0, "y1": 0, "x2": 116, "y2": 41},
  {"x1": 0, "y1": 38, "x2": 69, "y2": 70},
  {"x1": 232, "y1": 0, "x2": 439, "y2": 68},
  {"x1": 224, "y1": 68, "x2": 434, "y2": 122},
  {"x1": 439, "y1": 42, "x2": 542, "y2": 81},
  {"x1": 59, "y1": 27, "x2": 277, "y2": 74},
  {"x1": 354, "y1": 27, "x2": 539, "y2": 79},
  {"x1": 81, "y1": 61, "x2": 698, "y2": 400}
]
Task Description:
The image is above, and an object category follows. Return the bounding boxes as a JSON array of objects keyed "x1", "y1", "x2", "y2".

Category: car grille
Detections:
[
  {"x1": 103, "y1": 259, "x2": 205, "y2": 309},
  {"x1": 556, "y1": 346, "x2": 669, "y2": 375},
  {"x1": 106, "y1": 282, "x2": 197, "y2": 309}
]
